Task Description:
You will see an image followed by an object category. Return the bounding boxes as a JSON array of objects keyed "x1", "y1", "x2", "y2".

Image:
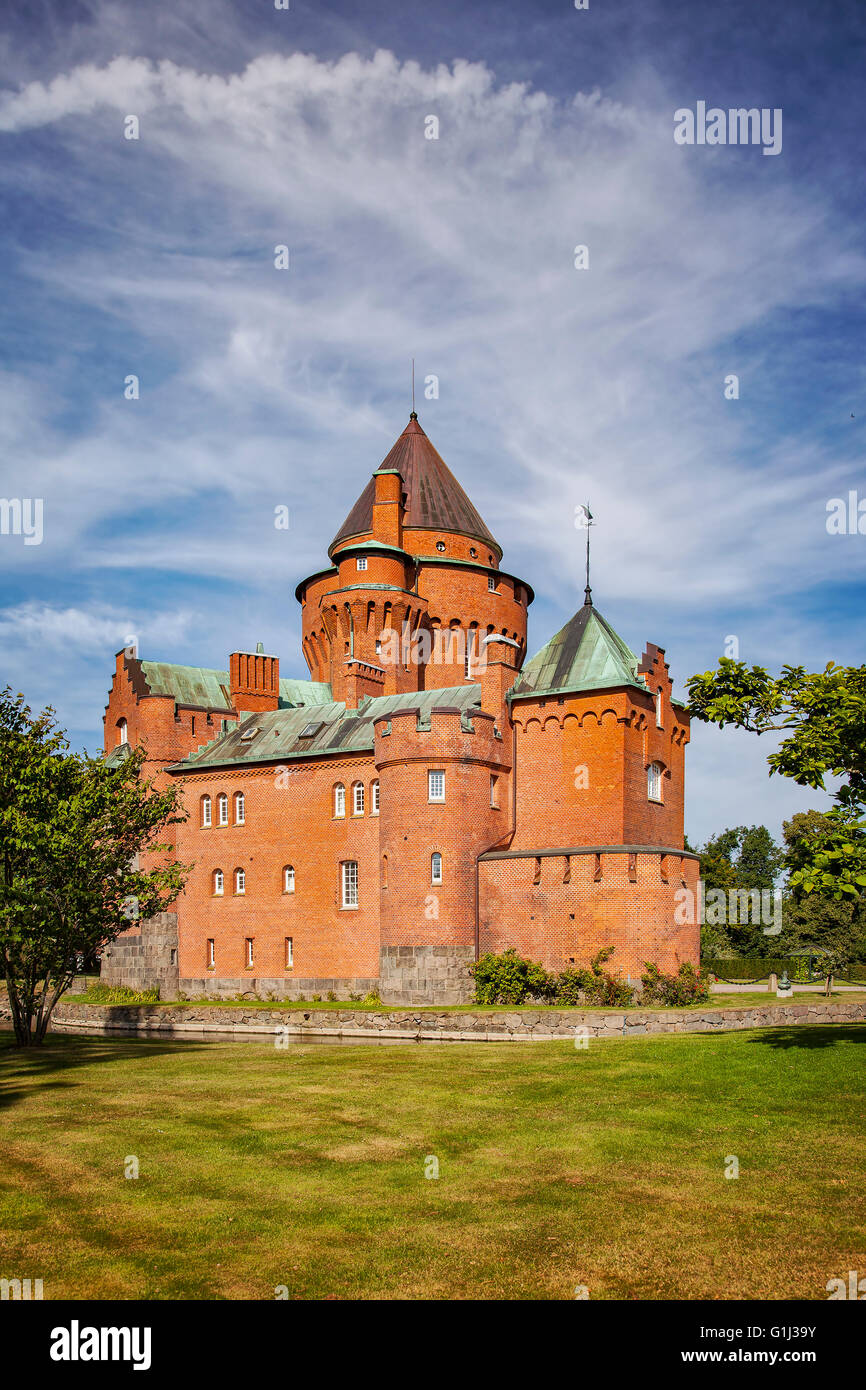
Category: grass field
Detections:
[{"x1": 1, "y1": 1026, "x2": 864, "y2": 1300}]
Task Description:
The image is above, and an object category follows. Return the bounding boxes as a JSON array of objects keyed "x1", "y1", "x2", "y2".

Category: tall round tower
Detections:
[{"x1": 295, "y1": 414, "x2": 534, "y2": 707}]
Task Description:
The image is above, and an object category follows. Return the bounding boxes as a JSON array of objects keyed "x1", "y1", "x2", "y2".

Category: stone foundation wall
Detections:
[
  {"x1": 379, "y1": 945, "x2": 475, "y2": 1005},
  {"x1": 179, "y1": 976, "x2": 380, "y2": 1001},
  {"x1": 100, "y1": 912, "x2": 179, "y2": 999},
  {"x1": 13, "y1": 997, "x2": 861, "y2": 1041}
]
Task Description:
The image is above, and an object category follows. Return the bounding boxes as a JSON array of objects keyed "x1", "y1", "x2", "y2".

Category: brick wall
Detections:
[{"x1": 479, "y1": 848, "x2": 700, "y2": 979}]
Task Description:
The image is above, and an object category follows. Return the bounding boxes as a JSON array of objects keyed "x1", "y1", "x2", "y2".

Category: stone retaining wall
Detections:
[{"x1": 2, "y1": 997, "x2": 862, "y2": 1042}]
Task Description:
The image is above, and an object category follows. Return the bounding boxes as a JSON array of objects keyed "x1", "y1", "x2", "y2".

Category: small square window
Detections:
[
  {"x1": 488, "y1": 574, "x2": 497, "y2": 592},
  {"x1": 357, "y1": 556, "x2": 368, "y2": 571}
]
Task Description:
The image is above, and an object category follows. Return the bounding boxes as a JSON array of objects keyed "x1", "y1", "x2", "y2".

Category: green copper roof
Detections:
[
  {"x1": 508, "y1": 603, "x2": 646, "y2": 700},
  {"x1": 170, "y1": 685, "x2": 481, "y2": 772},
  {"x1": 136, "y1": 661, "x2": 332, "y2": 711},
  {"x1": 140, "y1": 662, "x2": 233, "y2": 710},
  {"x1": 278, "y1": 677, "x2": 333, "y2": 707}
]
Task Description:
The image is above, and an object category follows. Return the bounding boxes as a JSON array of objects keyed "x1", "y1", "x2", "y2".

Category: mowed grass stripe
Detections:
[{"x1": 0, "y1": 1027, "x2": 863, "y2": 1299}]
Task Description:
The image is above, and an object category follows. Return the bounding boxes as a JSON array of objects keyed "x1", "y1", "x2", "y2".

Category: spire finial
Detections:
[
  {"x1": 577, "y1": 503, "x2": 594, "y2": 605},
  {"x1": 411, "y1": 357, "x2": 416, "y2": 418}
]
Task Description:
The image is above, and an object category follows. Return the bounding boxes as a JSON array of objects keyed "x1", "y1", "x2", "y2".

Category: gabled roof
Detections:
[
  {"x1": 330, "y1": 414, "x2": 500, "y2": 557},
  {"x1": 169, "y1": 685, "x2": 482, "y2": 772},
  {"x1": 134, "y1": 660, "x2": 331, "y2": 711},
  {"x1": 509, "y1": 602, "x2": 647, "y2": 700}
]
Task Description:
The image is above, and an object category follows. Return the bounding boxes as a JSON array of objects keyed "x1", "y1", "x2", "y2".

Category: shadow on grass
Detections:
[
  {"x1": 0, "y1": 1029, "x2": 212, "y2": 1112},
  {"x1": 747, "y1": 1024, "x2": 866, "y2": 1049}
]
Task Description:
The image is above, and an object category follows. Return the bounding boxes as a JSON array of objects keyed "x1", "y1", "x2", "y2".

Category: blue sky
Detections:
[{"x1": 0, "y1": 0, "x2": 864, "y2": 846}]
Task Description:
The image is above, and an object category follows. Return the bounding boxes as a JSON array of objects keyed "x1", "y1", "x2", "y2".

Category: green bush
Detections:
[
  {"x1": 470, "y1": 948, "x2": 555, "y2": 1005},
  {"x1": 553, "y1": 947, "x2": 634, "y2": 1006},
  {"x1": 641, "y1": 961, "x2": 711, "y2": 1007},
  {"x1": 79, "y1": 982, "x2": 160, "y2": 1005},
  {"x1": 471, "y1": 947, "x2": 633, "y2": 1006}
]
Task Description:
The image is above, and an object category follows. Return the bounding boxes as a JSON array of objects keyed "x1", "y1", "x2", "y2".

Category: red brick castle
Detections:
[{"x1": 101, "y1": 413, "x2": 699, "y2": 1003}]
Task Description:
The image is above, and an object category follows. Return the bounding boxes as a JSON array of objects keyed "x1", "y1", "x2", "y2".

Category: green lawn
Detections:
[{"x1": 1, "y1": 1026, "x2": 863, "y2": 1300}]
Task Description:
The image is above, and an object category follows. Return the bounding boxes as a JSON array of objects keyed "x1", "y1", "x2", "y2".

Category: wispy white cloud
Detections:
[{"x1": 0, "y1": 44, "x2": 862, "y2": 840}]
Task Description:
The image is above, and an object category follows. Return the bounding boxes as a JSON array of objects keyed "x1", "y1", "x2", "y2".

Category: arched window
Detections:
[
  {"x1": 371, "y1": 780, "x2": 380, "y2": 814},
  {"x1": 117, "y1": 719, "x2": 128, "y2": 746},
  {"x1": 431, "y1": 852, "x2": 443, "y2": 885},
  {"x1": 234, "y1": 792, "x2": 245, "y2": 825},
  {"x1": 201, "y1": 795, "x2": 212, "y2": 827},
  {"x1": 334, "y1": 783, "x2": 345, "y2": 818},
  {"x1": 647, "y1": 762, "x2": 663, "y2": 803},
  {"x1": 656, "y1": 688, "x2": 664, "y2": 728},
  {"x1": 234, "y1": 867, "x2": 246, "y2": 895},
  {"x1": 217, "y1": 793, "x2": 228, "y2": 826},
  {"x1": 353, "y1": 781, "x2": 365, "y2": 815},
  {"x1": 283, "y1": 865, "x2": 295, "y2": 894},
  {"x1": 213, "y1": 869, "x2": 224, "y2": 897}
]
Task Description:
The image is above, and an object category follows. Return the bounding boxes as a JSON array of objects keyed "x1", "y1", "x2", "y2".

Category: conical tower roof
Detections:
[
  {"x1": 509, "y1": 601, "x2": 646, "y2": 699},
  {"x1": 330, "y1": 414, "x2": 500, "y2": 557}
]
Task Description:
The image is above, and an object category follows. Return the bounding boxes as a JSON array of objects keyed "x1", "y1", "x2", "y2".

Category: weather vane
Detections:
[{"x1": 575, "y1": 503, "x2": 594, "y2": 605}]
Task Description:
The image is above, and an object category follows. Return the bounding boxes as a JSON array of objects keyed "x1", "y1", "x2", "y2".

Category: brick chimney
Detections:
[
  {"x1": 229, "y1": 643, "x2": 280, "y2": 712},
  {"x1": 371, "y1": 468, "x2": 405, "y2": 550},
  {"x1": 478, "y1": 635, "x2": 521, "y2": 715}
]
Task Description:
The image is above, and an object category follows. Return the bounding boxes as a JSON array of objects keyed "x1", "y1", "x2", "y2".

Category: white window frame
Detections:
[
  {"x1": 284, "y1": 865, "x2": 295, "y2": 894},
  {"x1": 371, "y1": 780, "x2": 380, "y2": 815},
  {"x1": 488, "y1": 574, "x2": 497, "y2": 592},
  {"x1": 356, "y1": 556, "x2": 367, "y2": 571},
  {"x1": 285, "y1": 937, "x2": 293, "y2": 970},
  {"x1": 656, "y1": 688, "x2": 664, "y2": 729},
  {"x1": 207, "y1": 939, "x2": 215, "y2": 969},
  {"x1": 647, "y1": 762, "x2": 663, "y2": 803},
  {"x1": 201, "y1": 796, "x2": 212, "y2": 827},
  {"x1": 235, "y1": 792, "x2": 245, "y2": 825},
  {"x1": 213, "y1": 870, "x2": 224, "y2": 897},
  {"x1": 353, "y1": 781, "x2": 365, "y2": 815},
  {"x1": 217, "y1": 793, "x2": 228, "y2": 826},
  {"x1": 245, "y1": 937, "x2": 254, "y2": 969},
  {"x1": 428, "y1": 769, "x2": 445, "y2": 803},
  {"x1": 431, "y1": 852, "x2": 443, "y2": 885},
  {"x1": 117, "y1": 719, "x2": 128, "y2": 746},
  {"x1": 341, "y1": 860, "x2": 359, "y2": 909},
  {"x1": 334, "y1": 783, "x2": 345, "y2": 818},
  {"x1": 235, "y1": 867, "x2": 246, "y2": 895}
]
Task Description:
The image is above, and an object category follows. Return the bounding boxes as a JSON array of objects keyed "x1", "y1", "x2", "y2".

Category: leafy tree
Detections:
[
  {"x1": 692, "y1": 824, "x2": 782, "y2": 957},
  {"x1": 0, "y1": 688, "x2": 190, "y2": 1045},
  {"x1": 686, "y1": 660, "x2": 866, "y2": 899},
  {"x1": 780, "y1": 810, "x2": 866, "y2": 994}
]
